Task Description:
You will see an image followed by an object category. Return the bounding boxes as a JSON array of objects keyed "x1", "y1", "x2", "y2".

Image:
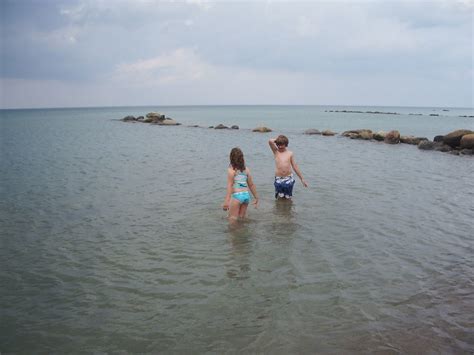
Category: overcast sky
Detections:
[{"x1": 1, "y1": 0, "x2": 473, "y2": 108}]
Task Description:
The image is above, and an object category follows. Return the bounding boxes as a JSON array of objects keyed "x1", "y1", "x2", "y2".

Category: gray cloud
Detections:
[{"x1": 1, "y1": 0, "x2": 472, "y2": 108}]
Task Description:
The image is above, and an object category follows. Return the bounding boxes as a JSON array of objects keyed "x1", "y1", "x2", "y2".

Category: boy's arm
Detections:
[
  {"x1": 222, "y1": 169, "x2": 233, "y2": 210},
  {"x1": 268, "y1": 138, "x2": 278, "y2": 154},
  {"x1": 247, "y1": 169, "x2": 259, "y2": 207},
  {"x1": 290, "y1": 154, "x2": 308, "y2": 187}
]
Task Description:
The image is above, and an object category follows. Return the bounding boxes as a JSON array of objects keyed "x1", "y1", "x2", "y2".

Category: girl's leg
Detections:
[
  {"x1": 238, "y1": 203, "x2": 248, "y2": 218},
  {"x1": 228, "y1": 198, "x2": 241, "y2": 222}
]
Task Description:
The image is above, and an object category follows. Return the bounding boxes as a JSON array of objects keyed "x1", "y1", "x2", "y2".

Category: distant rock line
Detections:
[
  {"x1": 325, "y1": 110, "x2": 399, "y2": 115},
  {"x1": 120, "y1": 112, "x2": 473, "y2": 156},
  {"x1": 324, "y1": 110, "x2": 473, "y2": 118}
]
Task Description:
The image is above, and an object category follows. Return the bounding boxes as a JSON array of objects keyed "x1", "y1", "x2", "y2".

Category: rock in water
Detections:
[
  {"x1": 443, "y1": 129, "x2": 474, "y2": 148},
  {"x1": 460, "y1": 133, "x2": 474, "y2": 149},
  {"x1": 400, "y1": 136, "x2": 428, "y2": 145},
  {"x1": 304, "y1": 129, "x2": 321, "y2": 135},
  {"x1": 157, "y1": 119, "x2": 180, "y2": 125},
  {"x1": 322, "y1": 130, "x2": 336, "y2": 136},
  {"x1": 384, "y1": 130, "x2": 400, "y2": 144},
  {"x1": 418, "y1": 141, "x2": 434, "y2": 150},
  {"x1": 252, "y1": 126, "x2": 272, "y2": 132},
  {"x1": 373, "y1": 131, "x2": 386, "y2": 141}
]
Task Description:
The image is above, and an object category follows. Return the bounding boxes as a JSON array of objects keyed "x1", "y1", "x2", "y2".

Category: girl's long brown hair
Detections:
[{"x1": 230, "y1": 147, "x2": 246, "y2": 172}]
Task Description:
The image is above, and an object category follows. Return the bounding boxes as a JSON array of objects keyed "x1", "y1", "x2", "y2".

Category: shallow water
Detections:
[{"x1": 1, "y1": 106, "x2": 473, "y2": 353}]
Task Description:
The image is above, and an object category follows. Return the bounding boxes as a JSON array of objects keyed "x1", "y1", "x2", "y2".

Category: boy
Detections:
[{"x1": 268, "y1": 135, "x2": 308, "y2": 199}]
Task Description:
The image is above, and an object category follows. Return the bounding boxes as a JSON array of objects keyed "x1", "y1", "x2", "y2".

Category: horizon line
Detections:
[{"x1": 2, "y1": 104, "x2": 473, "y2": 111}]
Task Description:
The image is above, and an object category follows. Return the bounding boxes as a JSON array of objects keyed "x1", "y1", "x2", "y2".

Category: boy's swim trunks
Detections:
[{"x1": 274, "y1": 174, "x2": 295, "y2": 199}]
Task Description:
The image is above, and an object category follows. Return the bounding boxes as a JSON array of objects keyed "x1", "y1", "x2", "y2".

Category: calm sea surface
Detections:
[{"x1": 1, "y1": 106, "x2": 473, "y2": 353}]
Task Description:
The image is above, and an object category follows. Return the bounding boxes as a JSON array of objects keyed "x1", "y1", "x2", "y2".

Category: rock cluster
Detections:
[
  {"x1": 120, "y1": 114, "x2": 472, "y2": 157},
  {"x1": 334, "y1": 128, "x2": 473, "y2": 156},
  {"x1": 121, "y1": 112, "x2": 181, "y2": 125},
  {"x1": 417, "y1": 129, "x2": 474, "y2": 155}
]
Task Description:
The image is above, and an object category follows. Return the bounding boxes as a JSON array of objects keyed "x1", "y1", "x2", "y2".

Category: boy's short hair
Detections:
[{"x1": 275, "y1": 135, "x2": 289, "y2": 146}]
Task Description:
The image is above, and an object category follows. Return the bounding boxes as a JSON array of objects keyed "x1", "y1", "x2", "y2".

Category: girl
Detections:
[{"x1": 222, "y1": 147, "x2": 259, "y2": 220}]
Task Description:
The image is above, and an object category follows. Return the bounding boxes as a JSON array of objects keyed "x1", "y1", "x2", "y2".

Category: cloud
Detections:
[
  {"x1": 114, "y1": 48, "x2": 206, "y2": 85},
  {"x1": 1, "y1": 0, "x2": 472, "y2": 107}
]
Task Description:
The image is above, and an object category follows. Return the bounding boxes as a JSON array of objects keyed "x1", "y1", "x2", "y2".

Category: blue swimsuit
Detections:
[{"x1": 232, "y1": 171, "x2": 250, "y2": 204}]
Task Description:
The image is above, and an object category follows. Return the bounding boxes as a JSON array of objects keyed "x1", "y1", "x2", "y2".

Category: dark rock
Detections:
[
  {"x1": 208, "y1": 126, "x2": 214, "y2": 129},
  {"x1": 384, "y1": 130, "x2": 400, "y2": 144},
  {"x1": 231, "y1": 125, "x2": 239, "y2": 129},
  {"x1": 443, "y1": 129, "x2": 474, "y2": 148},
  {"x1": 433, "y1": 143, "x2": 453, "y2": 152},
  {"x1": 418, "y1": 141, "x2": 434, "y2": 150},
  {"x1": 136, "y1": 116, "x2": 144, "y2": 121},
  {"x1": 122, "y1": 115, "x2": 136, "y2": 121},
  {"x1": 215, "y1": 124, "x2": 229, "y2": 129},
  {"x1": 460, "y1": 149, "x2": 474, "y2": 155},
  {"x1": 433, "y1": 135, "x2": 444, "y2": 142},
  {"x1": 400, "y1": 136, "x2": 428, "y2": 145},
  {"x1": 373, "y1": 131, "x2": 386, "y2": 141}
]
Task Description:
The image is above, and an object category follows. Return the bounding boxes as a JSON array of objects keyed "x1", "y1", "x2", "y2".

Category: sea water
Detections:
[{"x1": 1, "y1": 106, "x2": 473, "y2": 353}]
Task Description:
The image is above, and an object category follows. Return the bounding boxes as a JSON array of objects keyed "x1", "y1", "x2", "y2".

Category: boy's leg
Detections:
[
  {"x1": 274, "y1": 177, "x2": 281, "y2": 198},
  {"x1": 286, "y1": 177, "x2": 295, "y2": 199}
]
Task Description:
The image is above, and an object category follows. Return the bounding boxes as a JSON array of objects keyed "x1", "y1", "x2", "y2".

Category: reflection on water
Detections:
[
  {"x1": 226, "y1": 222, "x2": 252, "y2": 280},
  {"x1": 273, "y1": 198, "x2": 295, "y2": 220},
  {"x1": 269, "y1": 198, "x2": 299, "y2": 239}
]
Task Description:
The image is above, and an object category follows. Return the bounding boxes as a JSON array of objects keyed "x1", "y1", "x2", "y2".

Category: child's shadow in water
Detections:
[
  {"x1": 274, "y1": 198, "x2": 294, "y2": 217},
  {"x1": 226, "y1": 223, "x2": 252, "y2": 280}
]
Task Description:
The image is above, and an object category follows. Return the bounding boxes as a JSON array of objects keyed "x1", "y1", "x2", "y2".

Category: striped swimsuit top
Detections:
[{"x1": 233, "y1": 171, "x2": 248, "y2": 189}]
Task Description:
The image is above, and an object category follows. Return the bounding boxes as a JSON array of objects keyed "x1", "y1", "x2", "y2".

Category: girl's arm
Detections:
[
  {"x1": 290, "y1": 154, "x2": 308, "y2": 187},
  {"x1": 247, "y1": 169, "x2": 259, "y2": 207},
  {"x1": 222, "y1": 168, "x2": 234, "y2": 210}
]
